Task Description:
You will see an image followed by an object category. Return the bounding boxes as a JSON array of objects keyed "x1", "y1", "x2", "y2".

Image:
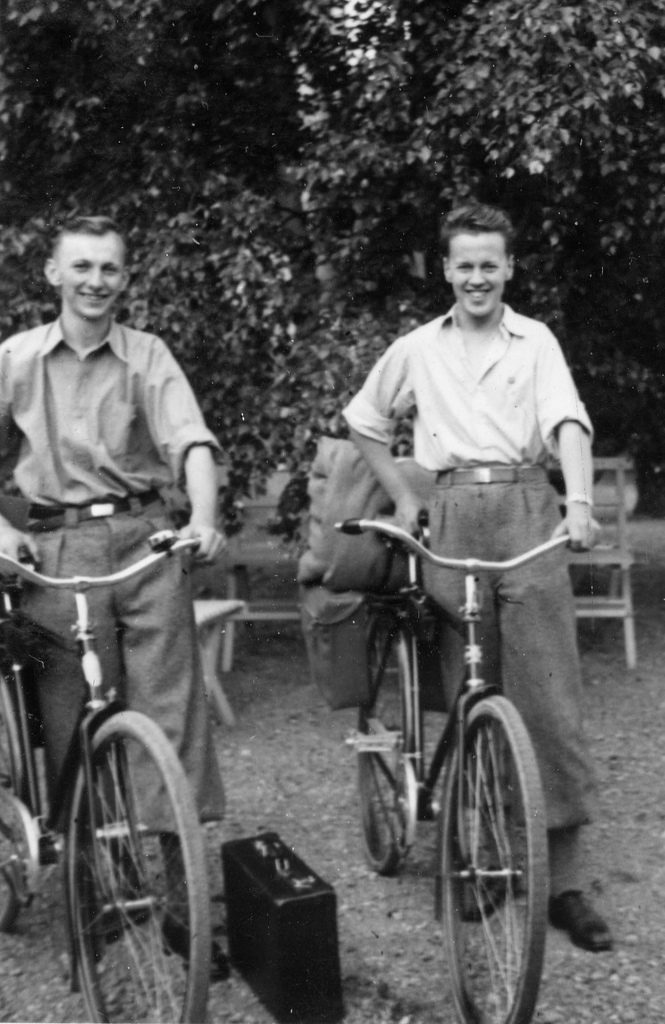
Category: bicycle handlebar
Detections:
[
  {"x1": 335, "y1": 518, "x2": 569, "y2": 572},
  {"x1": 0, "y1": 531, "x2": 197, "y2": 591}
]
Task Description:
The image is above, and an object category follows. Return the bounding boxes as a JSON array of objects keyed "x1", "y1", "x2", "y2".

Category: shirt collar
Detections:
[
  {"x1": 39, "y1": 319, "x2": 129, "y2": 361},
  {"x1": 441, "y1": 303, "x2": 525, "y2": 340}
]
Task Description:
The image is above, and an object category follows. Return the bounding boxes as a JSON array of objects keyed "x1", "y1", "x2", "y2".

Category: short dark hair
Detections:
[
  {"x1": 51, "y1": 215, "x2": 125, "y2": 256},
  {"x1": 440, "y1": 203, "x2": 515, "y2": 256}
]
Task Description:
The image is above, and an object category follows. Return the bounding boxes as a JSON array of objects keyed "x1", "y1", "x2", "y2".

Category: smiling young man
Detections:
[
  {"x1": 343, "y1": 202, "x2": 613, "y2": 953},
  {"x1": 0, "y1": 215, "x2": 229, "y2": 974}
]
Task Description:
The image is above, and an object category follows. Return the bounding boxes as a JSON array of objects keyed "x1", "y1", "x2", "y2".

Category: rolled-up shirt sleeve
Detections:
[
  {"x1": 343, "y1": 336, "x2": 415, "y2": 444},
  {"x1": 534, "y1": 327, "x2": 593, "y2": 450},
  {"x1": 0, "y1": 344, "x2": 23, "y2": 479},
  {"x1": 141, "y1": 338, "x2": 221, "y2": 485}
]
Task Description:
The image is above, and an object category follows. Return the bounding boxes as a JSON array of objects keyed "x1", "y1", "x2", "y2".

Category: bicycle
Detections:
[
  {"x1": 0, "y1": 530, "x2": 211, "y2": 1023},
  {"x1": 337, "y1": 516, "x2": 570, "y2": 1024}
]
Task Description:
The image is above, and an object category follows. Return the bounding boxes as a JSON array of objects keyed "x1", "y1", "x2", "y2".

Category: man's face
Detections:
[
  {"x1": 45, "y1": 231, "x2": 128, "y2": 324},
  {"x1": 443, "y1": 231, "x2": 514, "y2": 326}
]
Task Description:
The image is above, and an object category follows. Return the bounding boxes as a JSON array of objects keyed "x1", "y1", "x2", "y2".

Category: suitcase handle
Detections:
[{"x1": 254, "y1": 838, "x2": 317, "y2": 889}]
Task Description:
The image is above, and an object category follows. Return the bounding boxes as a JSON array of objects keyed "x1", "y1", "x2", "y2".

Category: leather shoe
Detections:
[{"x1": 549, "y1": 890, "x2": 613, "y2": 952}]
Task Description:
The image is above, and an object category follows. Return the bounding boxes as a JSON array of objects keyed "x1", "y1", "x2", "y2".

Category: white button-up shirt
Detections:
[{"x1": 343, "y1": 304, "x2": 592, "y2": 471}]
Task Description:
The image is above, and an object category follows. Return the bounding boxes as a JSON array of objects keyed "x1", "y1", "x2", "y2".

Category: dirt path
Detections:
[{"x1": 1, "y1": 519, "x2": 665, "y2": 1023}]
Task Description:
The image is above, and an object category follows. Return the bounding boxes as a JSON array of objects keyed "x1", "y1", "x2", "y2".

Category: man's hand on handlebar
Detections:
[
  {"x1": 0, "y1": 522, "x2": 40, "y2": 565},
  {"x1": 178, "y1": 520, "x2": 227, "y2": 563},
  {"x1": 552, "y1": 501, "x2": 599, "y2": 551},
  {"x1": 394, "y1": 492, "x2": 427, "y2": 536}
]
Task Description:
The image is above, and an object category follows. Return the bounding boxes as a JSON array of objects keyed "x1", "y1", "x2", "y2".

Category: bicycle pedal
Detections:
[{"x1": 346, "y1": 727, "x2": 401, "y2": 753}]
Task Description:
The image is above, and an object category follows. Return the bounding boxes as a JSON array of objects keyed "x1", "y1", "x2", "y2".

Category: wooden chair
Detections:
[
  {"x1": 219, "y1": 471, "x2": 301, "y2": 673},
  {"x1": 193, "y1": 598, "x2": 248, "y2": 726},
  {"x1": 564, "y1": 456, "x2": 637, "y2": 669}
]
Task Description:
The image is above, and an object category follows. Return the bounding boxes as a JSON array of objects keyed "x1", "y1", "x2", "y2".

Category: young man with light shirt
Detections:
[
  {"x1": 344, "y1": 202, "x2": 612, "y2": 953},
  {"x1": 0, "y1": 215, "x2": 229, "y2": 974}
]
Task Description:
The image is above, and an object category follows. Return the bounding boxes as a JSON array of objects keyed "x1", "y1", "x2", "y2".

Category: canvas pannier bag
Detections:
[
  {"x1": 300, "y1": 585, "x2": 370, "y2": 710},
  {"x1": 297, "y1": 437, "x2": 435, "y2": 593}
]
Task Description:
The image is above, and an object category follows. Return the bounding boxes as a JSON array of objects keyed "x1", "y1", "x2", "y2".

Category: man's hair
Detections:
[
  {"x1": 51, "y1": 215, "x2": 125, "y2": 256},
  {"x1": 439, "y1": 203, "x2": 515, "y2": 256}
]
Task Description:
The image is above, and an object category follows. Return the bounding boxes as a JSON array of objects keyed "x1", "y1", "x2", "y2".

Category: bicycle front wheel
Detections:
[
  {"x1": 440, "y1": 694, "x2": 548, "y2": 1024},
  {"x1": 357, "y1": 612, "x2": 416, "y2": 876},
  {"x1": 65, "y1": 710, "x2": 211, "y2": 1024}
]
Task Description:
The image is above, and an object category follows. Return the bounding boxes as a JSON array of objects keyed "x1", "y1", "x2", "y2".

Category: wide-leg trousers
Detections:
[
  {"x1": 22, "y1": 505, "x2": 225, "y2": 829},
  {"x1": 423, "y1": 477, "x2": 596, "y2": 830}
]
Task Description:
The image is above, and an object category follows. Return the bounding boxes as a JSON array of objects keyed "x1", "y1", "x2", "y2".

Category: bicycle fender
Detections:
[{"x1": 45, "y1": 698, "x2": 125, "y2": 832}]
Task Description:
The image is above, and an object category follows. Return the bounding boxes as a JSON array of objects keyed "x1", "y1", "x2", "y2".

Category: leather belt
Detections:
[
  {"x1": 436, "y1": 465, "x2": 546, "y2": 486},
  {"x1": 28, "y1": 489, "x2": 163, "y2": 530}
]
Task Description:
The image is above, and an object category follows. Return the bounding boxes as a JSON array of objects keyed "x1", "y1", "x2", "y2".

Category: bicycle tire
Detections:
[
  {"x1": 0, "y1": 673, "x2": 25, "y2": 802},
  {"x1": 0, "y1": 670, "x2": 32, "y2": 932},
  {"x1": 0, "y1": 789, "x2": 38, "y2": 931},
  {"x1": 439, "y1": 694, "x2": 548, "y2": 1024},
  {"x1": 65, "y1": 710, "x2": 211, "y2": 1024},
  {"x1": 357, "y1": 612, "x2": 416, "y2": 876}
]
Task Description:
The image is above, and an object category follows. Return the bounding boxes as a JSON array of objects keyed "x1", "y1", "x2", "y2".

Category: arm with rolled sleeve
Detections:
[
  {"x1": 0, "y1": 343, "x2": 39, "y2": 561},
  {"x1": 533, "y1": 329, "x2": 596, "y2": 549},
  {"x1": 140, "y1": 337, "x2": 225, "y2": 561},
  {"x1": 141, "y1": 337, "x2": 221, "y2": 487},
  {"x1": 344, "y1": 337, "x2": 424, "y2": 532},
  {"x1": 343, "y1": 335, "x2": 415, "y2": 444}
]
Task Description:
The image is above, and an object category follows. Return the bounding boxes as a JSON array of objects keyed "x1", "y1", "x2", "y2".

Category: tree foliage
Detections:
[{"x1": 2, "y1": 0, "x2": 665, "y2": 512}]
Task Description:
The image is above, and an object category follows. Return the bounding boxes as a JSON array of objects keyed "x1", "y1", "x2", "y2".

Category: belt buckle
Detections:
[
  {"x1": 476, "y1": 467, "x2": 494, "y2": 484},
  {"x1": 89, "y1": 502, "x2": 115, "y2": 518}
]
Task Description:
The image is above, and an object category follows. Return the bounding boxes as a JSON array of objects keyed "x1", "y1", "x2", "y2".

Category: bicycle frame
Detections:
[
  {"x1": 0, "y1": 532, "x2": 198, "y2": 889},
  {"x1": 341, "y1": 516, "x2": 559, "y2": 1024},
  {"x1": 368, "y1": 546, "x2": 502, "y2": 830},
  {"x1": 0, "y1": 530, "x2": 215, "y2": 1023},
  {"x1": 343, "y1": 518, "x2": 568, "y2": 840}
]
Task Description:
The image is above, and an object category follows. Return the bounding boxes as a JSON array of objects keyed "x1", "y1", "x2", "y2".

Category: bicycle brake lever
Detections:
[
  {"x1": 17, "y1": 544, "x2": 38, "y2": 570},
  {"x1": 148, "y1": 530, "x2": 177, "y2": 553}
]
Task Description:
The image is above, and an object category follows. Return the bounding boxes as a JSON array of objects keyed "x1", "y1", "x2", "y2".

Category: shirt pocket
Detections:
[{"x1": 97, "y1": 398, "x2": 142, "y2": 458}]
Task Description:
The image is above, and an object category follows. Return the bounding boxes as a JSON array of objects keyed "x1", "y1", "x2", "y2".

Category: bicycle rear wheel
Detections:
[
  {"x1": 439, "y1": 694, "x2": 547, "y2": 1024},
  {"x1": 0, "y1": 789, "x2": 38, "y2": 931},
  {"x1": 357, "y1": 612, "x2": 417, "y2": 876},
  {"x1": 65, "y1": 710, "x2": 211, "y2": 1024},
  {"x1": 0, "y1": 671, "x2": 34, "y2": 931}
]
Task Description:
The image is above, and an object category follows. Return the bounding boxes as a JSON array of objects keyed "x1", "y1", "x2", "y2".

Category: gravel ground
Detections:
[{"x1": 1, "y1": 518, "x2": 665, "y2": 1023}]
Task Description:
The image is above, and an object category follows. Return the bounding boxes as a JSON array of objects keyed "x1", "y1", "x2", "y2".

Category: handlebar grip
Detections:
[{"x1": 336, "y1": 518, "x2": 363, "y2": 535}]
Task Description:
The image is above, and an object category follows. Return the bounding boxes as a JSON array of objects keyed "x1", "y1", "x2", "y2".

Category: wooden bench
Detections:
[{"x1": 562, "y1": 456, "x2": 637, "y2": 668}]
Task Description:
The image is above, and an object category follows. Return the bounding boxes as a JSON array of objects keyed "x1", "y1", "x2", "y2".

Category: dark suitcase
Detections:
[{"x1": 222, "y1": 832, "x2": 344, "y2": 1023}]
